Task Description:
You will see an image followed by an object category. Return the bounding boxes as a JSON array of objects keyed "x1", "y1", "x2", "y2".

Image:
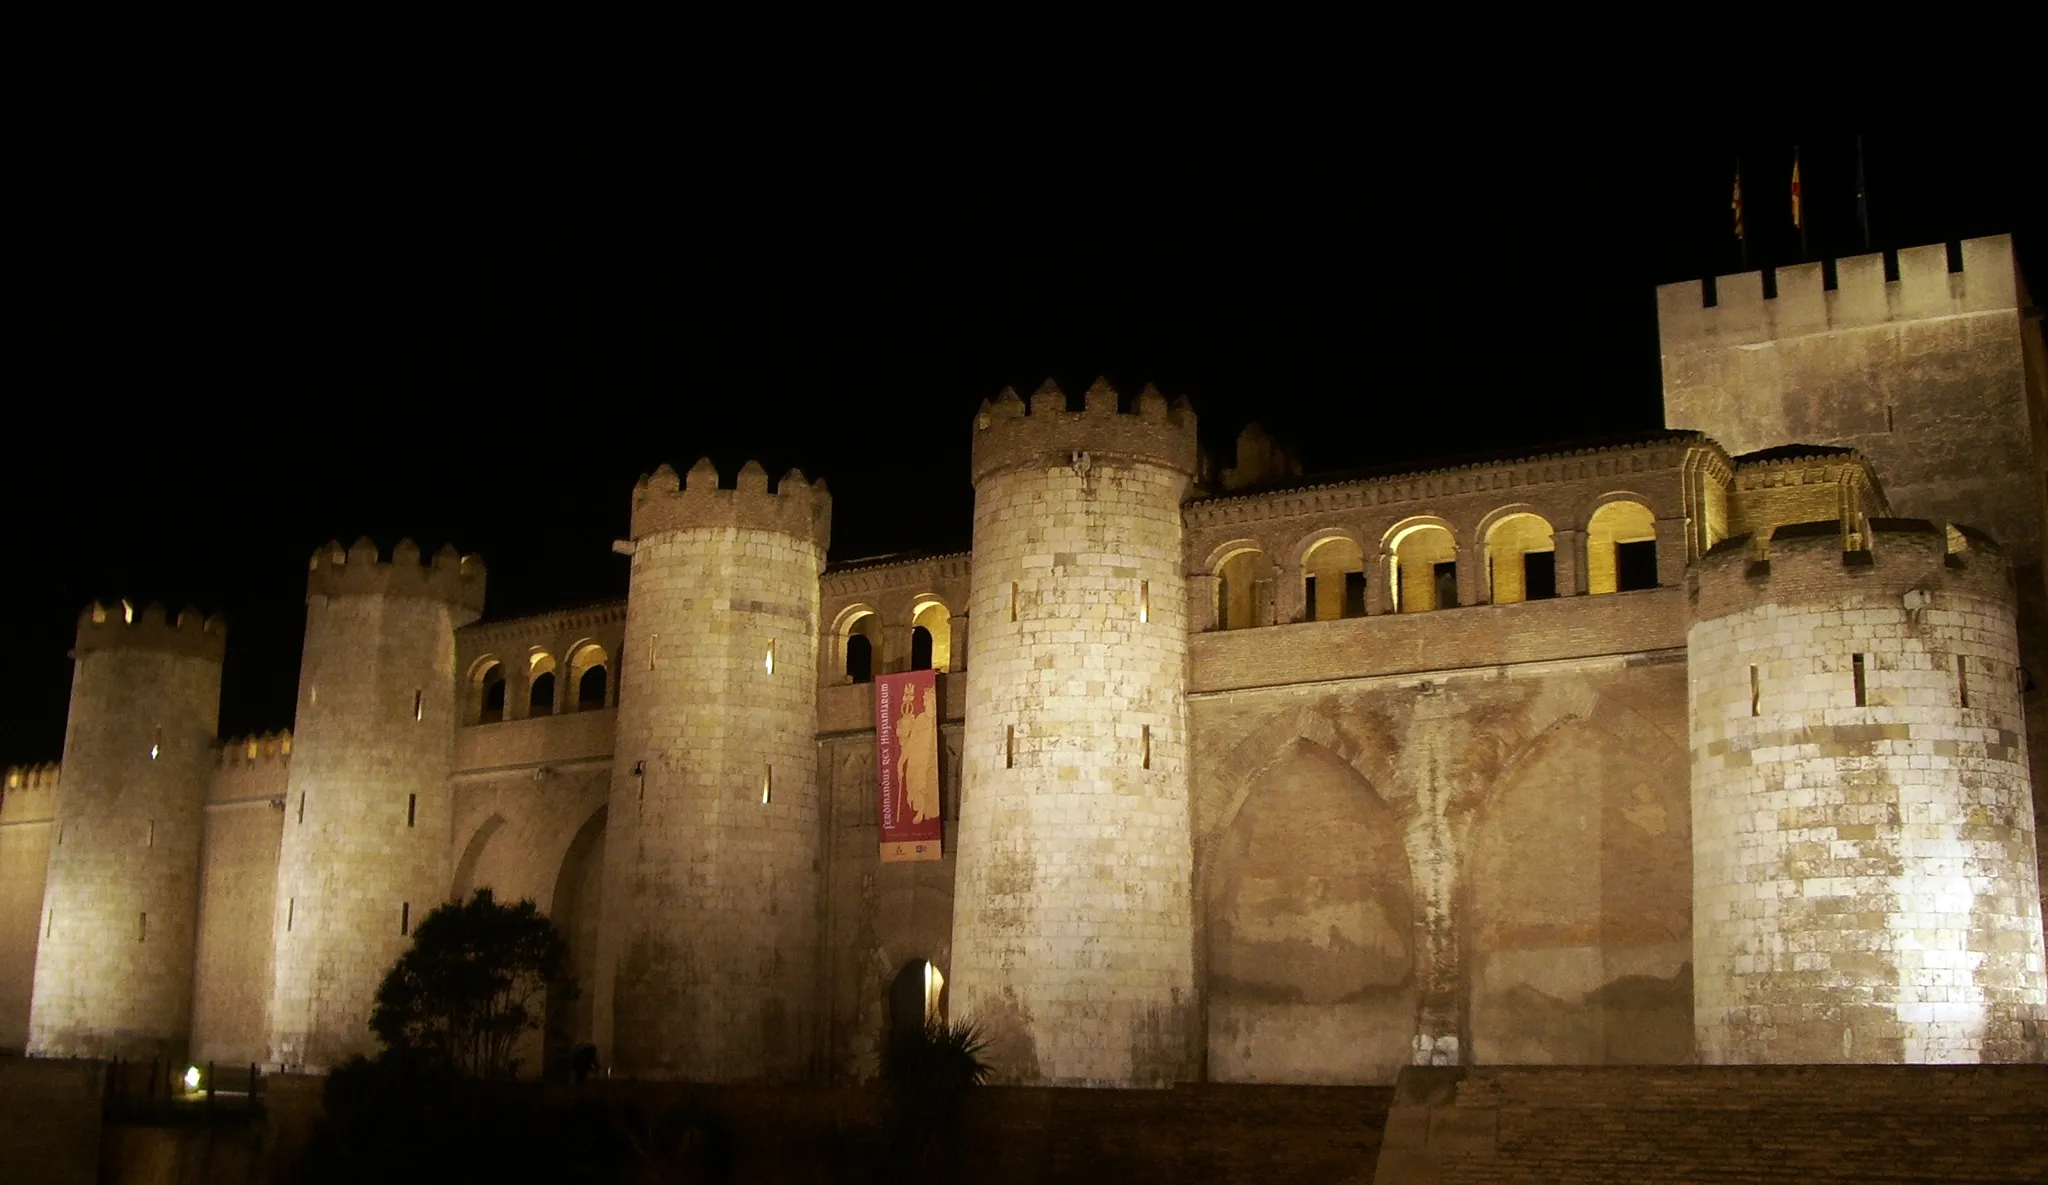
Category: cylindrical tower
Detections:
[
  {"x1": 28, "y1": 602, "x2": 224, "y2": 1059},
  {"x1": 266, "y1": 538, "x2": 484, "y2": 1070},
  {"x1": 1689, "y1": 518, "x2": 2047, "y2": 1063},
  {"x1": 592, "y1": 458, "x2": 830, "y2": 1080},
  {"x1": 950, "y1": 378, "x2": 1200, "y2": 1087}
]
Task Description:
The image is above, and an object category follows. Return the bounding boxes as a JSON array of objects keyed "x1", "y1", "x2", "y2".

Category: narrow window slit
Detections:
[
  {"x1": 1701, "y1": 275, "x2": 1718, "y2": 308},
  {"x1": 765, "y1": 640, "x2": 775, "y2": 675},
  {"x1": 406, "y1": 794, "x2": 417, "y2": 827},
  {"x1": 762, "y1": 764, "x2": 773, "y2": 805},
  {"x1": 1749, "y1": 665, "x2": 1760, "y2": 717},
  {"x1": 1958, "y1": 654, "x2": 1970, "y2": 708},
  {"x1": 400, "y1": 902, "x2": 411, "y2": 936},
  {"x1": 1886, "y1": 405, "x2": 1894, "y2": 433},
  {"x1": 1761, "y1": 267, "x2": 1778, "y2": 300},
  {"x1": 46, "y1": 910, "x2": 55, "y2": 938},
  {"x1": 1882, "y1": 249, "x2": 1901, "y2": 283},
  {"x1": 297, "y1": 794, "x2": 306, "y2": 824},
  {"x1": 1946, "y1": 240, "x2": 1964, "y2": 273},
  {"x1": 1852, "y1": 653, "x2": 1868, "y2": 707},
  {"x1": 648, "y1": 635, "x2": 658, "y2": 670},
  {"x1": 146, "y1": 820, "x2": 155, "y2": 848},
  {"x1": 1009, "y1": 582, "x2": 1019, "y2": 623},
  {"x1": 1138, "y1": 580, "x2": 1149, "y2": 623},
  {"x1": 413, "y1": 690, "x2": 424, "y2": 721},
  {"x1": 1004, "y1": 725, "x2": 1015, "y2": 769},
  {"x1": 150, "y1": 726, "x2": 162, "y2": 761},
  {"x1": 286, "y1": 898, "x2": 295, "y2": 932},
  {"x1": 1141, "y1": 725, "x2": 1152, "y2": 770},
  {"x1": 138, "y1": 912, "x2": 147, "y2": 943}
]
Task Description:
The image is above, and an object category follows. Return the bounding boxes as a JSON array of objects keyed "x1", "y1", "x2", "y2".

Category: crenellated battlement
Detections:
[
  {"x1": 73, "y1": 601, "x2": 226, "y2": 661},
  {"x1": 628, "y1": 458, "x2": 832, "y2": 552},
  {"x1": 216, "y1": 730, "x2": 293, "y2": 768},
  {"x1": 3, "y1": 762, "x2": 60, "y2": 795},
  {"x1": 969, "y1": 377, "x2": 1199, "y2": 487},
  {"x1": 1657, "y1": 234, "x2": 2021, "y2": 352},
  {"x1": 306, "y1": 537, "x2": 487, "y2": 615},
  {"x1": 1692, "y1": 516, "x2": 2011, "y2": 622}
]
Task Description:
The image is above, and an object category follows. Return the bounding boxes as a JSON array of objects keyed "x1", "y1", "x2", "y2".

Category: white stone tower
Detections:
[
  {"x1": 266, "y1": 538, "x2": 484, "y2": 1070},
  {"x1": 1688, "y1": 518, "x2": 2047, "y2": 1063},
  {"x1": 950, "y1": 378, "x2": 1201, "y2": 1086},
  {"x1": 28, "y1": 603, "x2": 224, "y2": 1059},
  {"x1": 593, "y1": 459, "x2": 830, "y2": 1080}
]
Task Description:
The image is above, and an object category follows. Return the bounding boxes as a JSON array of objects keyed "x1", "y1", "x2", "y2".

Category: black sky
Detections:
[{"x1": 5, "y1": 95, "x2": 2041, "y2": 766}]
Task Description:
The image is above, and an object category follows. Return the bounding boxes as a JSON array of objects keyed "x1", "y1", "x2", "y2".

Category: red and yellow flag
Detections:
[
  {"x1": 1790, "y1": 150, "x2": 1803, "y2": 230},
  {"x1": 1732, "y1": 166, "x2": 1745, "y2": 241}
]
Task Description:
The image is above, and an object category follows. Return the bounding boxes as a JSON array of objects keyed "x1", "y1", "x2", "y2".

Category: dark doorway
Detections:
[
  {"x1": 479, "y1": 665, "x2": 506, "y2": 724},
  {"x1": 1433, "y1": 561, "x2": 1459, "y2": 609},
  {"x1": 1342, "y1": 571, "x2": 1367, "y2": 617},
  {"x1": 1523, "y1": 551, "x2": 1558, "y2": 600},
  {"x1": 529, "y1": 672, "x2": 555, "y2": 717},
  {"x1": 578, "y1": 665, "x2": 607, "y2": 709},
  {"x1": 846, "y1": 634, "x2": 873, "y2": 683},
  {"x1": 910, "y1": 626, "x2": 934, "y2": 671},
  {"x1": 888, "y1": 960, "x2": 944, "y2": 1039}
]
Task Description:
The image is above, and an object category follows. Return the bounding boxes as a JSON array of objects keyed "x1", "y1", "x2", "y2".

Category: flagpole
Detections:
[
  {"x1": 1855, "y1": 135, "x2": 1871, "y2": 251},
  {"x1": 1793, "y1": 147, "x2": 1808, "y2": 261}
]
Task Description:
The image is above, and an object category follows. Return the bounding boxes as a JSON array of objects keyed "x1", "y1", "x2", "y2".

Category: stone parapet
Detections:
[
  {"x1": 1693, "y1": 517, "x2": 2011, "y2": 623},
  {"x1": 968, "y1": 378, "x2": 1198, "y2": 488},
  {"x1": 306, "y1": 537, "x2": 485, "y2": 617},
  {"x1": 628, "y1": 459, "x2": 832, "y2": 554},
  {"x1": 73, "y1": 602, "x2": 225, "y2": 661}
]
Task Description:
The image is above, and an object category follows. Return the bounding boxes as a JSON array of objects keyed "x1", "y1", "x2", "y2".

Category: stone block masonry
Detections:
[
  {"x1": 28, "y1": 603, "x2": 223, "y2": 1060},
  {"x1": 1688, "y1": 519, "x2": 2047, "y2": 1063},
  {"x1": 952, "y1": 379, "x2": 1200, "y2": 1086},
  {"x1": 267, "y1": 539, "x2": 484, "y2": 1070},
  {"x1": 595, "y1": 459, "x2": 829, "y2": 1081}
]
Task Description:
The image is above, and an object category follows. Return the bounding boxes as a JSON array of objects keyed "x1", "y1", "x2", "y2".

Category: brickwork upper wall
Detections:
[
  {"x1": 457, "y1": 601, "x2": 627, "y2": 727},
  {"x1": 821, "y1": 552, "x2": 971, "y2": 683}
]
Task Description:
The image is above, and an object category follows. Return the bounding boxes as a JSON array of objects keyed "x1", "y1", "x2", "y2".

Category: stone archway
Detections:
[{"x1": 545, "y1": 805, "x2": 607, "y2": 1074}]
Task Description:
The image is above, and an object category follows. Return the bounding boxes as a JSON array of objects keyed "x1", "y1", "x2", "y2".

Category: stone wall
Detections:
[
  {"x1": 1373, "y1": 1063, "x2": 2048, "y2": 1184},
  {"x1": 1193, "y1": 648, "x2": 1693, "y2": 1082},
  {"x1": 189, "y1": 736, "x2": 288, "y2": 1065},
  {"x1": 0, "y1": 766, "x2": 56, "y2": 1053},
  {"x1": 1688, "y1": 521, "x2": 2047, "y2": 1063}
]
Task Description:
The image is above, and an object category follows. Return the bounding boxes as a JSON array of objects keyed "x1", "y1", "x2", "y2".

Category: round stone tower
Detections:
[
  {"x1": 266, "y1": 538, "x2": 485, "y2": 1070},
  {"x1": 950, "y1": 378, "x2": 1201, "y2": 1086},
  {"x1": 28, "y1": 603, "x2": 224, "y2": 1059},
  {"x1": 593, "y1": 458, "x2": 830, "y2": 1080},
  {"x1": 1689, "y1": 518, "x2": 2048, "y2": 1063}
]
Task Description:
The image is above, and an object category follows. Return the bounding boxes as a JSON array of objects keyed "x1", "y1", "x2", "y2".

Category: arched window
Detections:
[
  {"x1": 1587, "y1": 501, "x2": 1658, "y2": 594},
  {"x1": 567, "y1": 642, "x2": 609, "y2": 711},
  {"x1": 1301, "y1": 536, "x2": 1367, "y2": 621},
  {"x1": 888, "y1": 959, "x2": 946, "y2": 1038},
  {"x1": 1484, "y1": 513, "x2": 1557, "y2": 604},
  {"x1": 911, "y1": 601, "x2": 951, "y2": 671},
  {"x1": 841, "y1": 610, "x2": 881, "y2": 683},
  {"x1": 1388, "y1": 524, "x2": 1458, "y2": 612},
  {"x1": 473, "y1": 659, "x2": 506, "y2": 725},
  {"x1": 529, "y1": 652, "x2": 557, "y2": 718},
  {"x1": 1215, "y1": 548, "x2": 1272, "y2": 630}
]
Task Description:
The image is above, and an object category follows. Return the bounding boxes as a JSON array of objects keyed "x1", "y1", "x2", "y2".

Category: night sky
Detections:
[{"x1": 5, "y1": 105, "x2": 2040, "y2": 767}]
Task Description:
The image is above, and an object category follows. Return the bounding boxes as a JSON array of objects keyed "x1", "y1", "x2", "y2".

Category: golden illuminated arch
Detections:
[
  {"x1": 911, "y1": 599, "x2": 951, "y2": 672},
  {"x1": 1384, "y1": 520, "x2": 1459, "y2": 613},
  {"x1": 1214, "y1": 546, "x2": 1272, "y2": 630},
  {"x1": 567, "y1": 640, "x2": 610, "y2": 710},
  {"x1": 1300, "y1": 534, "x2": 1367, "y2": 621},
  {"x1": 1482, "y1": 511, "x2": 1556, "y2": 604},
  {"x1": 1586, "y1": 499, "x2": 1657, "y2": 595}
]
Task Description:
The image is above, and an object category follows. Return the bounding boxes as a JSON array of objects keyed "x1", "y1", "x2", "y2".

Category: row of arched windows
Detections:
[
  {"x1": 1211, "y1": 500, "x2": 1661, "y2": 630},
  {"x1": 836, "y1": 600, "x2": 952, "y2": 684},
  {"x1": 471, "y1": 642, "x2": 611, "y2": 725}
]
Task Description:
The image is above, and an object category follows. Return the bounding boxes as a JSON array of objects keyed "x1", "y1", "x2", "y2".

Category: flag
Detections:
[
  {"x1": 1732, "y1": 164, "x2": 1745, "y2": 242},
  {"x1": 1791, "y1": 149, "x2": 1803, "y2": 230}
]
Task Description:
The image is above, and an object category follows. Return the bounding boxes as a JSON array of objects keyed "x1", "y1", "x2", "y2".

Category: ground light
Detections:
[{"x1": 184, "y1": 1065, "x2": 201, "y2": 1091}]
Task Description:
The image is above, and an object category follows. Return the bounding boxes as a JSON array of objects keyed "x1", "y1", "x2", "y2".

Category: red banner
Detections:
[{"x1": 875, "y1": 669, "x2": 942, "y2": 862}]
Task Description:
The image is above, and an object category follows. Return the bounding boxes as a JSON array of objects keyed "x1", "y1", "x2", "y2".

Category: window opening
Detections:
[
  {"x1": 1616, "y1": 540, "x2": 1659, "y2": 591},
  {"x1": 578, "y1": 664, "x2": 608, "y2": 709},
  {"x1": 910, "y1": 626, "x2": 934, "y2": 671},
  {"x1": 147, "y1": 820, "x2": 155, "y2": 848},
  {"x1": 413, "y1": 690, "x2": 424, "y2": 721},
  {"x1": 529, "y1": 671, "x2": 556, "y2": 718},
  {"x1": 138, "y1": 912, "x2": 147, "y2": 942},
  {"x1": 46, "y1": 909, "x2": 54, "y2": 938},
  {"x1": 845, "y1": 634, "x2": 874, "y2": 684},
  {"x1": 479, "y1": 663, "x2": 507, "y2": 725},
  {"x1": 297, "y1": 794, "x2": 306, "y2": 824},
  {"x1": 1303, "y1": 575, "x2": 1318, "y2": 621},
  {"x1": 1139, "y1": 580, "x2": 1150, "y2": 623},
  {"x1": 287, "y1": 897, "x2": 295, "y2": 931},
  {"x1": 648, "y1": 636, "x2": 658, "y2": 670},
  {"x1": 1141, "y1": 725, "x2": 1152, "y2": 770},
  {"x1": 1005, "y1": 725, "x2": 1015, "y2": 769},
  {"x1": 151, "y1": 726, "x2": 162, "y2": 761},
  {"x1": 1432, "y1": 562, "x2": 1459, "y2": 609},
  {"x1": 1009, "y1": 582, "x2": 1019, "y2": 623},
  {"x1": 1958, "y1": 654, "x2": 1970, "y2": 708},
  {"x1": 1882, "y1": 249, "x2": 1901, "y2": 283},
  {"x1": 1886, "y1": 405, "x2": 1895, "y2": 433},
  {"x1": 762, "y1": 764, "x2": 774, "y2": 805},
  {"x1": 1343, "y1": 571, "x2": 1366, "y2": 617},
  {"x1": 1749, "y1": 665, "x2": 1760, "y2": 717},
  {"x1": 400, "y1": 902, "x2": 411, "y2": 936},
  {"x1": 1852, "y1": 653, "x2": 1867, "y2": 707},
  {"x1": 407, "y1": 794, "x2": 417, "y2": 828},
  {"x1": 765, "y1": 640, "x2": 775, "y2": 675},
  {"x1": 1946, "y1": 240, "x2": 1964, "y2": 273},
  {"x1": 1524, "y1": 552, "x2": 1558, "y2": 600}
]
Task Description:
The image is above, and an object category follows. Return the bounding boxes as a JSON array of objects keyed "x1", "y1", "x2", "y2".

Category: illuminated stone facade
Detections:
[{"x1": 1, "y1": 234, "x2": 2043, "y2": 1078}]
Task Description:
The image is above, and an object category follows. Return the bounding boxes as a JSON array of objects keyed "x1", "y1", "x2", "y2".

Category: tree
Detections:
[
  {"x1": 881, "y1": 1017, "x2": 991, "y2": 1177},
  {"x1": 369, "y1": 888, "x2": 572, "y2": 1079}
]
